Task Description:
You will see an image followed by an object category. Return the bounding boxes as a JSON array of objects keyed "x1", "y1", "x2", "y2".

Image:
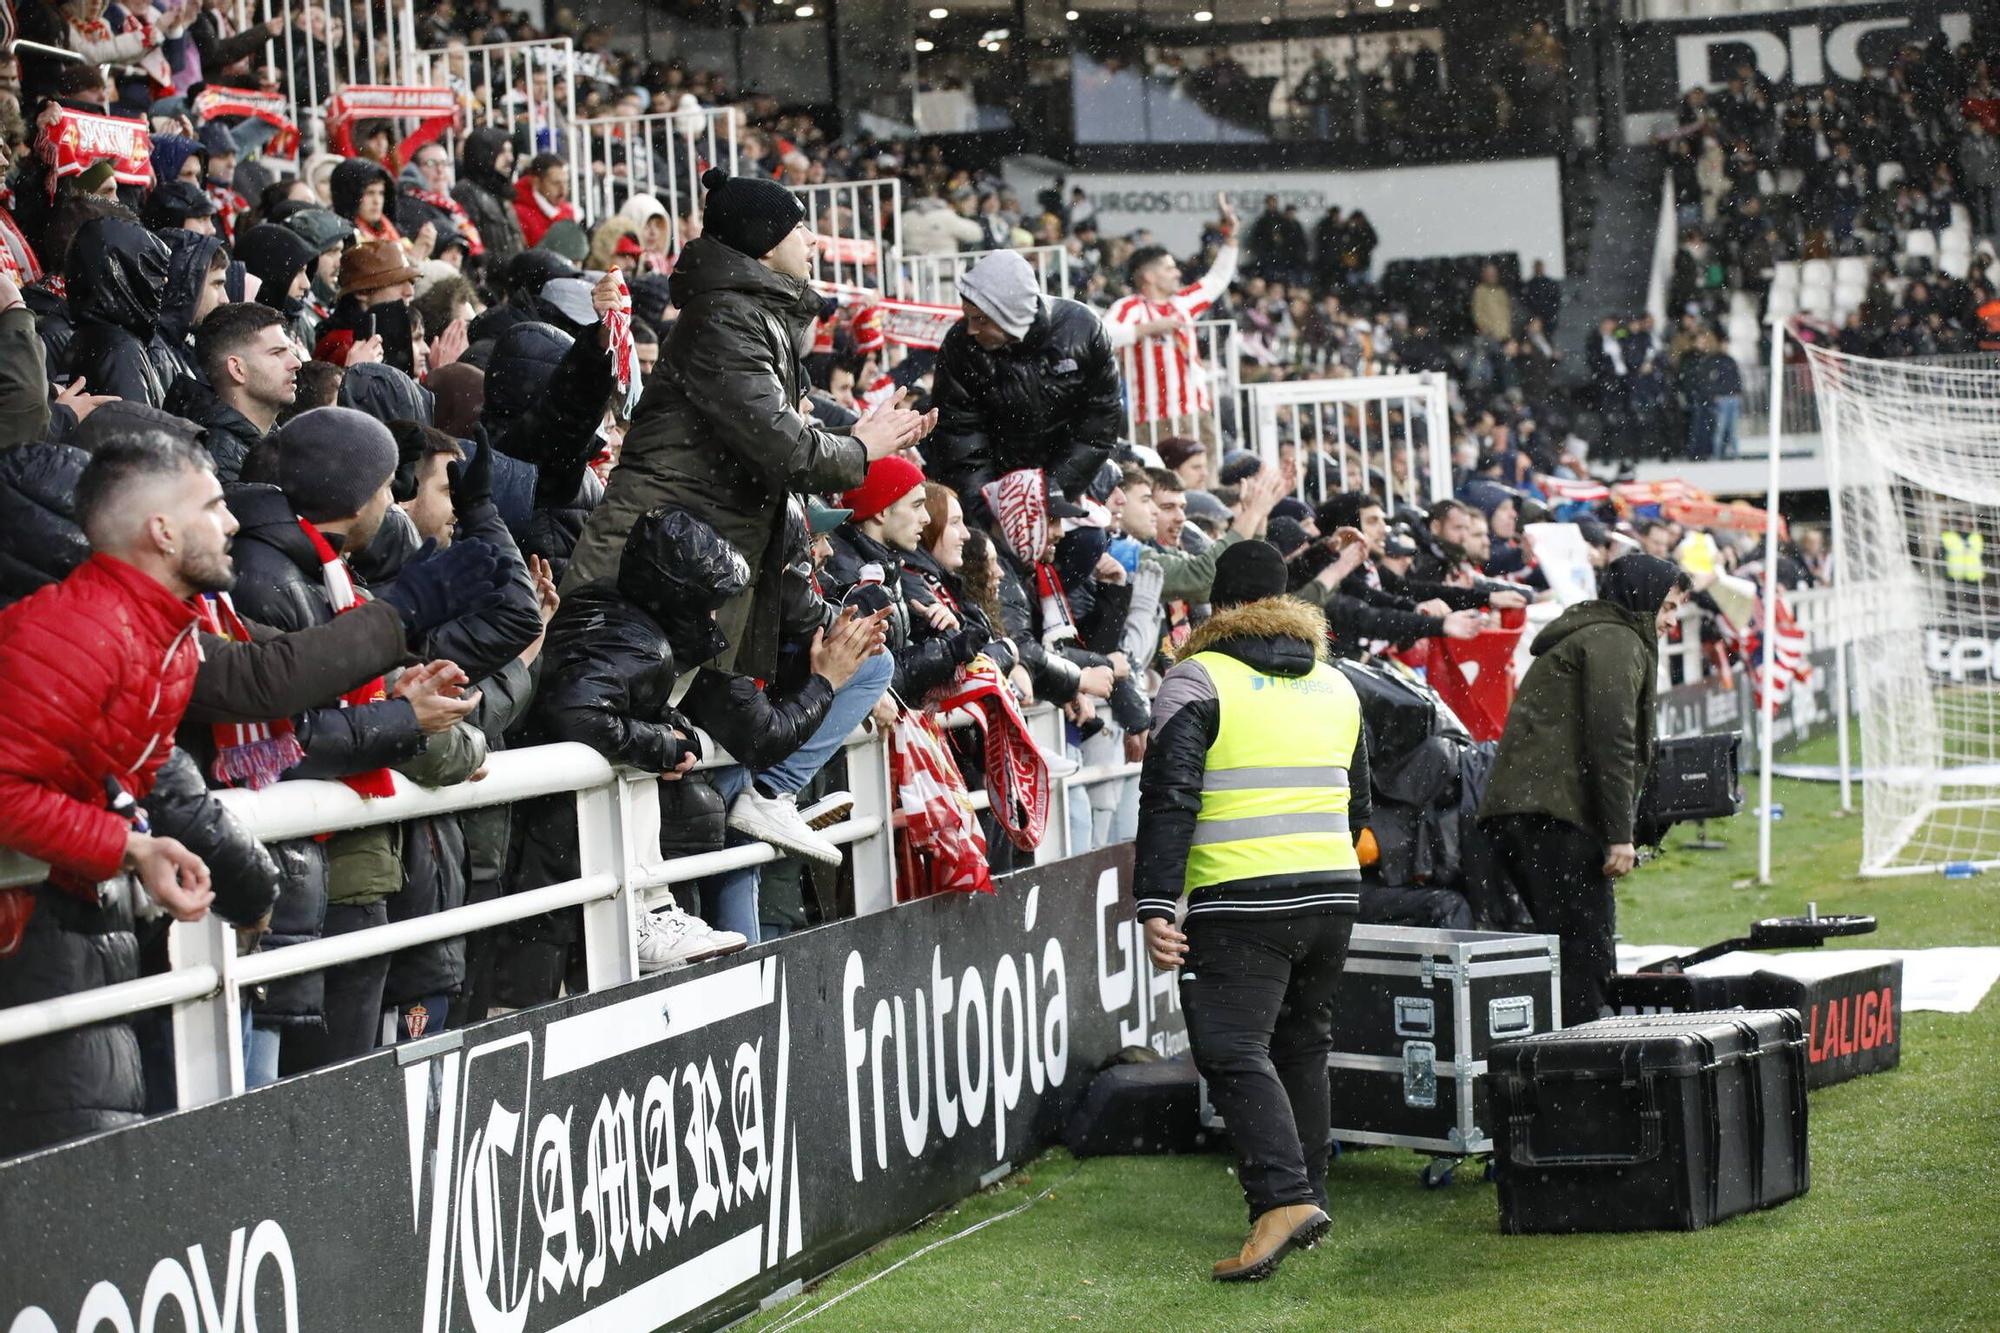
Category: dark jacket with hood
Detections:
[
  {"x1": 822, "y1": 524, "x2": 986, "y2": 704},
  {"x1": 564, "y1": 235, "x2": 868, "y2": 682},
  {"x1": 1478, "y1": 557, "x2": 1678, "y2": 847},
  {"x1": 454, "y1": 129, "x2": 526, "y2": 271},
  {"x1": 1133, "y1": 596, "x2": 1373, "y2": 923},
  {"x1": 235, "y1": 223, "x2": 319, "y2": 348},
  {"x1": 153, "y1": 230, "x2": 224, "y2": 388},
  {"x1": 929, "y1": 296, "x2": 1123, "y2": 522},
  {"x1": 329, "y1": 157, "x2": 397, "y2": 228},
  {"x1": 0, "y1": 443, "x2": 90, "y2": 606},
  {"x1": 65, "y1": 217, "x2": 173, "y2": 408}
]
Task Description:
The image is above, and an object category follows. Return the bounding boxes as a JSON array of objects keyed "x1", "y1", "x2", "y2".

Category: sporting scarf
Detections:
[
  {"x1": 37, "y1": 106, "x2": 154, "y2": 199},
  {"x1": 68, "y1": 12, "x2": 173, "y2": 93},
  {"x1": 404, "y1": 184, "x2": 483, "y2": 255},
  {"x1": 935, "y1": 655, "x2": 1049, "y2": 852},
  {"x1": 981, "y1": 468, "x2": 1076, "y2": 650},
  {"x1": 297, "y1": 518, "x2": 396, "y2": 799},
  {"x1": 195, "y1": 592, "x2": 305, "y2": 789},
  {"x1": 604, "y1": 268, "x2": 641, "y2": 417},
  {"x1": 194, "y1": 87, "x2": 302, "y2": 161}
]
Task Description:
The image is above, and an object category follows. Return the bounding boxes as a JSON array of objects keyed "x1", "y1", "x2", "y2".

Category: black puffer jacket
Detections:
[
  {"x1": 339, "y1": 360, "x2": 435, "y2": 428},
  {"x1": 822, "y1": 525, "x2": 984, "y2": 703},
  {"x1": 163, "y1": 375, "x2": 268, "y2": 483},
  {"x1": 929, "y1": 296, "x2": 1123, "y2": 521},
  {"x1": 902, "y1": 544, "x2": 1017, "y2": 677},
  {"x1": 993, "y1": 550, "x2": 1088, "y2": 705},
  {"x1": 24, "y1": 283, "x2": 75, "y2": 383},
  {"x1": 454, "y1": 129, "x2": 526, "y2": 272},
  {"x1": 65, "y1": 217, "x2": 172, "y2": 408},
  {"x1": 0, "y1": 443, "x2": 89, "y2": 606},
  {"x1": 564, "y1": 235, "x2": 866, "y2": 682}
]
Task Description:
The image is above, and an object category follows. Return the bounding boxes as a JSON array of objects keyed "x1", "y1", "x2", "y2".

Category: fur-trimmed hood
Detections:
[{"x1": 1175, "y1": 596, "x2": 1330, "y2": 675}]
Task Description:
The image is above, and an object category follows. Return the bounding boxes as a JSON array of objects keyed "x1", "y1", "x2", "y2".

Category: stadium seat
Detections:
[
  {"x1": 1729, "y1": 338, "x2": 1762, "y2": 370},
  {"x1": 1769, "y1": 261, "x2": 1800, "y2": 294},
  {"x1": 1798, "y1": 282, "x2": 1835, "y2": 317},
  {"x1": 1904, "y1": 230, "x2": 1939, "y2": 260},
  {"x1": 1952, "y1": 203, "x2": 1972, "y2": 232},
  {"x1": 1833, "y1": 256, "x2": 1870, "y2": 285},
  {"x1": 1757, "y1": 170, "x2": 1777, "y2": 195},
  {"x1": 1877, "y1": 163, "x2": 1905, "y2": 190},
  {"x1": 1832, "y1": 280, "x2": 1868, "y2": 314},
  {"x1": 1942, "y1": 223, "x2": 1973, "y2": 253},
  {"x1": 1777, "y1": 169, "x2": 1805, "y2": 194},
  {"x1": 1766, "y1": 287, "x2": 1799, "y2": 322},
  {"x1": 1938, "y1": 244, "x2": 1972, "y2": 278},
  {"x1": 1799, "y1": 258, "x2": 1834, "y2": 287}
]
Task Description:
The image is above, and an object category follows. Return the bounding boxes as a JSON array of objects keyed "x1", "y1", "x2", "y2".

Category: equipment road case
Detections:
[
  {"x1": 1488, "y1": 1009, "x2": 1810, "y2": 1232},
  {"x1": 1197, "y1": 925, "x2": 1562, "y2": 1186}
]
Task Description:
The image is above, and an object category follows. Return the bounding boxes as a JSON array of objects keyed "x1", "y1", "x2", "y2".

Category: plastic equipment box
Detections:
[{"x1": 1488, "y1": 1009, "x2": 1810, "y2": 1232}]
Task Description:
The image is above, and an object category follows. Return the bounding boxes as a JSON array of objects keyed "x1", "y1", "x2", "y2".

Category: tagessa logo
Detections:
[{"x1": 1248, "y1": 674, "x2": 1335, "y2": 694}]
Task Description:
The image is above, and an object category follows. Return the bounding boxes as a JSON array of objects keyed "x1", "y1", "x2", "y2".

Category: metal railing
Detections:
[
  {"x1": 569, "y1": 105, "x2": 741, "y2": 239},
  {"x1": 1743, "y1": 352, "x2": 2000, "y2": 443},
  {"x1": 901, "y1": 245, "x2": 1072, "y2": 306},
  {"x1": 1124, "y1": 317, "x2": 1246, "y2": 460},
  {"x1": 0, "y1": 701, "x2": 1132, "y2": 1112},
  {"x1": 795, "y1": 179, "x2": 903, "y2": 294},
  {"x1": 405, "y1": 37, "x2": 580, "y2": 163},
  {"x1": 1246, "y1": 372, "x2": 1455, "y2": 512},
  {"x1": 225, "y1": 0, "x2": 421, "y2": 155}
]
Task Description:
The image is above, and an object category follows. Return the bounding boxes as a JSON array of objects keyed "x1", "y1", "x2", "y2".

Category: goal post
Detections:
[{"x1": 1789, "y1": 329, "x2": 2000, "y2": 877}]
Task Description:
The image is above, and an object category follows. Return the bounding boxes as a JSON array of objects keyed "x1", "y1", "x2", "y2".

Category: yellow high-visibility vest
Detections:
[
  {"x1": 1942, "y1": 530, "x2": 1985, "y2": 584},
  {"x1": 1183, "y1": 650, "x2": 1363, "y2": 892}
]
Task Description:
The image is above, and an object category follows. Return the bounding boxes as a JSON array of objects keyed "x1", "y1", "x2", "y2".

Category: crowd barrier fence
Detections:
[
  {"x1": 569, "y1": 105, "x2": 741, "y2": 245},
  {"x1": 900, "y1": 244, "x2": 1072, "y2": 306},
  {"x1": 1247, "y1": 371, "x2": 1455, "y2": 514}
]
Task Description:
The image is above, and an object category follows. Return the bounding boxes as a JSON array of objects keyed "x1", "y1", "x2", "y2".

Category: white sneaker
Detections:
[
  {"x1": 798, "y1": 790, "x2": 855, "y2": 832},
  {"x1": 726, "y1": 787, "x2": 842, "y2": 866},
  {"x1": 636, "y1": 906, "x2": 744, "y2": 974}
]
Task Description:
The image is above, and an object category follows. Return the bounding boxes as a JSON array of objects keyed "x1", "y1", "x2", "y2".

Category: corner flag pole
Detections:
[{"x1": 1758, "y1": 313, "x2": 1786, "y2": 886}]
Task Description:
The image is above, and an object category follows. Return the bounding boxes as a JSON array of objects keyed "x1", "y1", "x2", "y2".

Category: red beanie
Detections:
[{"x1": 841, "y1": 456, "x2": 927, "y2": 522}]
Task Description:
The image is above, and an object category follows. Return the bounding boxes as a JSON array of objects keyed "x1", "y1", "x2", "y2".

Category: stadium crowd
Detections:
[{"x1": 0, "y1": 3, "x2": 1850, "y2": 1159}]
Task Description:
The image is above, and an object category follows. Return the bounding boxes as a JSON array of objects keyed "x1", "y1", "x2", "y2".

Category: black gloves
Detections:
[
  {"x1": 376, "y1": 538, "x2": 507, "y2": 636},
  {"x1": 949, "y1": 623, "x2": 991, "y2": 664},
  {"x1": 447, "y1": 438, "x2": 493, "y2": 511}
]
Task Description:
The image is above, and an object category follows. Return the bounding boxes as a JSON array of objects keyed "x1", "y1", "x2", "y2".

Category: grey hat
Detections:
[
  {"x1": 957, "y1": 249, "x2": 1041, "y2": 341},
  {"x1": 1184, "y1": 489, "x2": 1230, "y2": 524},
  {"x1": 275, "y1": 407, "x2": 398, "y2": 522}
]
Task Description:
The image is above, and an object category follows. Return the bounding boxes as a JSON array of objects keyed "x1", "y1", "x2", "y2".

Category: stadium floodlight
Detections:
[
  {"x1": 1194, "y1": 9, "x2": 1214, "y2": 20},
  {"x1": 1781, "y1": 324, "x2": 2000, "y2": 877},
  {"x1": 1066, "y1": 8, "x2": 1080, "y2": 18},
  {"x1": 915, "y1": 38, "x2": 935, "y2": 51},
  {"x1": 796, "y1": 3, "x2": 814, "y2": 13},
  {"x1": 929, "y1": 6, "x2": 949, "y2": 17}
]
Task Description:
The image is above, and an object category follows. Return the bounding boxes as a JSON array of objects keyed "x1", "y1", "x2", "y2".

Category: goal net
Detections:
[{"x1": 1798, "y1": 341, "x2": 2000, "y2": 875}]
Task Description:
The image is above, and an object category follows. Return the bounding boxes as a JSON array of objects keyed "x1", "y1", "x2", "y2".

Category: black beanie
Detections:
[
  {"x1": 1211, "y1": 539, "x2": 1289, "y2": 610},
  {"x1": 274, "y1": 407, "x2": 398, "y2": 522},
  {"x1": 700, "y1": 167, "x2": 805, "y2": 259}
]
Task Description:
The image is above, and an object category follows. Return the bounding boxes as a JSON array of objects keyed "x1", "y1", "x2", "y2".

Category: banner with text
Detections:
[{"x1": 0, "y1": 847, "x2": 1178, "y2": 1333}]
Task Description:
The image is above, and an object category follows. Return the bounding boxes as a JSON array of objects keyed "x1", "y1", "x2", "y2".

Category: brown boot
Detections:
[{"x1": 1211, "y1": 1204, "x2": 1330, "y2": 1282}]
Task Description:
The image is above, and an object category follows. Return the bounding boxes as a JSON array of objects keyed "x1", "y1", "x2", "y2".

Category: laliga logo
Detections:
[{"x1": 1675, "y1": 11, "x2": 1971, "y2": 92}]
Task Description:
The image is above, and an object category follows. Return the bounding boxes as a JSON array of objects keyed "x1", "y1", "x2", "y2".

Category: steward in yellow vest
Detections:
[{"x1": 1133, "y1": 540, "x2": 1371, "y2": 1283}]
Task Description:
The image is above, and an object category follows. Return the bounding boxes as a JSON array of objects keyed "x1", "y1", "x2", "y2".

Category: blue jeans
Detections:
[
  {"x1": 244, "y1": 1019, "x2": 281, "y2": 1089},
  {"x1": 1711, "y1": 394, "x2": 1741, "y2": 459},
  {"x1": 692, "y1": 649, "x2": 895, "y2": 942}
]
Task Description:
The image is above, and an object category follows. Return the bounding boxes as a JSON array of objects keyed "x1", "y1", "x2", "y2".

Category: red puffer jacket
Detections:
[{"x1": 0, "y1": 554, "x2": 201, "y2": 889}]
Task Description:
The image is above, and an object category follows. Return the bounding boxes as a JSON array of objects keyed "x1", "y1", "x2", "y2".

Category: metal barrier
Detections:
[
  {"x1": 795, "y1": 179, "x2": 903, "y2": 293},
  {"x1": 1124, "y1": 317, "x2": 1245, "y2": 459},
  {"x1": 1246, "y1": 372, "x2": 1454, "y2": 512},
  {"x1": 405, "y1": 37, "x2": 580, "y2": 162},
  {"x1": 226, "y1": 0, "x2": 421, "y2": 152},
  {"x1": 570, "y1": 105, "x2": 740, "y2": 240},
  {"x1": 901, "y1": 245, "x2": 1071, "y2": 305},
  {"x1": 0, "y1": 701, "x2": 1125, "y2": 1112}
]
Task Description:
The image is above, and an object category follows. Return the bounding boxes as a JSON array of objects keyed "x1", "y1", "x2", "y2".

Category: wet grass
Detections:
[{"x1": 746, "y1": 731, "x2": 2000, "y2": 1332}]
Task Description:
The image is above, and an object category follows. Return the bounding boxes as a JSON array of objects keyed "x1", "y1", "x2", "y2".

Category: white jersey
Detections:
[{"x1": 1103, "y1": 243, "x2": 1237, "y2": 424}]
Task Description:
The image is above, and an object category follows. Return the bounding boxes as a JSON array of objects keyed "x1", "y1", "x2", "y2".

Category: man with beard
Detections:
[{"x1": 0, "y1": 431, "x2": 244, "y2": 1154}]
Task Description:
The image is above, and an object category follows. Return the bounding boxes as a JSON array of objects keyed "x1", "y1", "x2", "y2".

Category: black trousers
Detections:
[
  {"x1": 1180, "y1": 912, "x2": 1353, "y2": 1222},
  {"x1": 281, "y1": 901, "x2": 391, "y2": 1075},
  {"x1": 1488, "y1": 813, "x2": 1617, "y2": 1025}
]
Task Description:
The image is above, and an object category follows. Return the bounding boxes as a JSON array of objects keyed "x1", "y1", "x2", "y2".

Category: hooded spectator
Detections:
[
  {"x1": 454, "y1": 127, "x2": 524, "y2": 271},
  {"x1": 140, "y1": 179, "x2": 219, "y2": 236},
  {"x1": 65, "y1": 214, "x2": 173, "y2": 407},
  {"x1": 330, "y1": 156, "x2": 401, "y2": 247},
  {"x1": 153, "y1": 229, "x2": 229, "y2": 384},
  {"x1": 233, "y1": 222, "x2": 320, "y2": 350}
]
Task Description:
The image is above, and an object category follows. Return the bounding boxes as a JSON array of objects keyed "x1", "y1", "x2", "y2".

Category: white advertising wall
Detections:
[{"x1": 1037, "y1": 158, "x2": 1566, "y2": 277}]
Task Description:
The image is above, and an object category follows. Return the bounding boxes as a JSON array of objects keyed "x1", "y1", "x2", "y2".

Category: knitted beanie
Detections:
[
  {"x1": 700, "y1": 167, "x2": 805, "y2": 259},
  {"x1": 1210, "y1": 539, "x2": 1289, "y2": 610},
  {"x1": 274, "y1": 407, "x2": 399, "y2": 522},
  {"x1": 840, "y1": 456, "x2": 927, "y2": 522}
]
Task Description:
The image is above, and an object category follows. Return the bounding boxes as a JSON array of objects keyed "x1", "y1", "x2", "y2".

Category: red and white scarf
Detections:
[
  {"x1": 935, "y1": 656, "x2": 1050, "y2": 852},
  {"x1": 604, "y1": 268, "x2": 641, "y2": 417},
  {"x1": 981, "y1": 468, "x2": 1076, "y2": 650},
  {"x1": 298, "y1": 518, "x2": 397, "y2": 800},
  {"x1": 196, "y1": 593, "x2": 305, "y2": 789},
  {"x1": 404, "y1": 184, "x2": 483, "y2": 255},
  {"x1": 69, "y1": 12, "x2": 173, "y2": 93}
]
